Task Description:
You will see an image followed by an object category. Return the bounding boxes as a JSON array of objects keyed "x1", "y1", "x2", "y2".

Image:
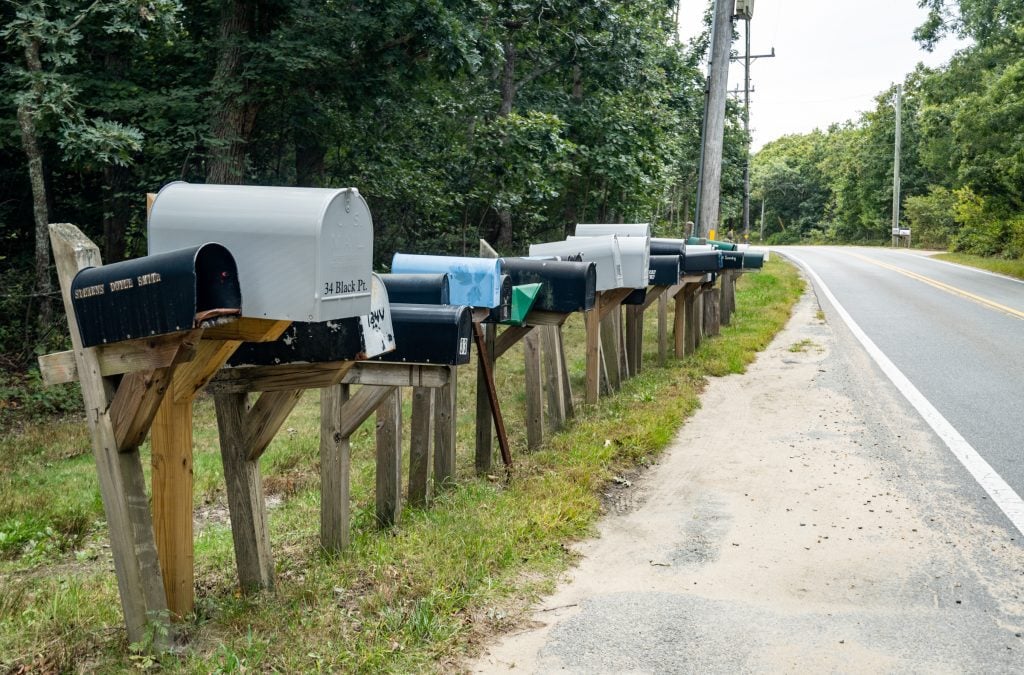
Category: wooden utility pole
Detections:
[
  {"x1": 891, "y1": 83, "x2": 902, "y2": 247},
  {"x1": 695, "y1": 0, "x2": 734, "y2": 238}
]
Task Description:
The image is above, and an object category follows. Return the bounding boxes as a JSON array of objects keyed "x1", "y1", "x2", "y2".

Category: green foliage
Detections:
[{"x1": 905, "y1": 185, "x2": 957, "y2": 249}]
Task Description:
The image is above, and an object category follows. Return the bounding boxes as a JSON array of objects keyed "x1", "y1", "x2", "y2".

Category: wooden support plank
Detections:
[
  {"x1": 585, "y1": 301, "x2": 601, "y2": 405},
  {"x1": 625, "y1": 305, "x2": 642, "y2": 377},
  {"x1": 342, "y1": 362, "x2": 449, "y2": 388},
  {"x1": 375, "y1": 388, "x2": 403, "y2": 527},
  {"x1": 597, "y1": 287, "x2": 635, "y2": 321},
  {"x1": 320, "y1": 384, "x2": 350, "y2": 553},
  {"x1": 214, "y1": 393, "x2": 274, "y2": 593},
  {"x1": 522, "y1": 309, "x2": 570, "y2": 326},
  {"x1": 433, "y1": 368, "x2": 456, "y2": 489},
  {"x1": 201, "y1": 318, "x2": 290, "y2": 342},
  {"x1": 639, "y1": 284, "x2": 670, "y2": 311},
  {"x1": 690, "y1": 287, "x2": 703, "y2": 351},
  {"x1": 38, "y1": 330, "x2": 201, "y2": 386},
  {"x1": 703, "y1": 282, "x2": 720, "y2": 337},
  {"x1": 244, "y1": 389, "x2": 305, "y2": 461},
  {"x1": 171, "y1": 339, "x2": 241, "y2": 402},
  {"x1": 408, "y1": 387, "x2": 434, "y2": 507},
  {"x1": 720, "y1": 270, "x2": 734, "y2": 326},
  {"x1": 473, "y1": 321, "x2": 513, "y2": 470},
  {"x1": 338, "y1": 384, "x2": 394, "y2": 439},
  {"x1": 600, "y1": 310, "x2": 621, "y2": 392},
  {"x1": 474, "y1": 323, "x2": 495, "y2": 475},
  {"x1": 208, "y1": 361, "x2": 353, "y2": 394},
  {"x1": 493, "y1": 324, "x2": 535, "y2": 361},
  {"x1": 675, "y1": 286, "x2": 687, "y2": 358},
  {"x1": 557, "y1": 324, "x2": 575, "y2": 419},
  {"x1": 110, "y1": 330, "x2": 203, "y2": 451},
  {"x1": 657, "y1": 291, "x2": 668, "y2": 367},
  {"x1": 48, "y1": 223, "x2": 170, "y2": 647},
  {"x1": 540, "y1": 326, "x2": 566, "y2": 431},
  {"x1": 617, "y1": 307, "x2": 630, "y2": 380},
  {"x1": 523, "y1": 330, "x2": 544, "y2": 451}
]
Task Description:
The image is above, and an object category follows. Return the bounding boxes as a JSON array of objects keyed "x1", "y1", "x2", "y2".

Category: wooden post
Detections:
[
  {"x1": 523, "y1": 330, "x2": 544, "y2": 450},
  {"x1": 557, "y1": 323, "x2": 576, "y2": 418},
  {"x1": 48, "y1": 223, "x2": 170, "y2": 648},
  {"x1": 474, "y1": 323, "x2": 495, "y2": 475},
  {"x1": 541, "y1": 325, "x2": 566, "y2": 431},
  {"x1": 584, "y1": 299, "x2": 601, "y2": 404},
  {"x1": 375, "y1": 388, "x2": 402, "y2": 527},
  {"x1": 658, "y1": 292, "x2": 668, "y2": 366},
  {"x1": 685, "y1": 286, "x2": 699, "y2": 354},
  {"x1": 600, "y1": 310, "x2": 621, "y2": 392},
  {"x1": 625, "y1": 304, "x2": 643, "y2": 376},
  {"x1": 408, "y1": 386, "x2": 434, "y2": 507},
  {"x1": 674, "y1": 287, "x2": 686, "y2": 358},
  {"x1": 320, "y1": 383, "x2": 350, "y2": 552},
  {"x1": 433, "y1": 368, "x2": 456, "y2": 489},
  {"x1": 150, "y1": 398, "x2": 194, "y2": 617},
  {"x1": 214, "y1": 393, "x2": 275, "y2": 593}
]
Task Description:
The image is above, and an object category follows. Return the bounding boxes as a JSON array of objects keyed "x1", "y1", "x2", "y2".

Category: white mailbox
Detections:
[
  {"x1": 529, "y1": 236, "x2": 623, "y2": 291},
  {"x1": 574, "y1": 223, "x2": 651, "y2": 238},
  {"x1": 570, "y1": 231, "x2": 650, "y2": 289},
  {"x1": 148, "y1": 182, "x2": 373, "y2": 322}
]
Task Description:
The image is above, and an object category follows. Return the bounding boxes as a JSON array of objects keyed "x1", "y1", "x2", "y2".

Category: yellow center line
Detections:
[{"x1": 846, "y1": 252, "x2": 1024, "y2": 321}]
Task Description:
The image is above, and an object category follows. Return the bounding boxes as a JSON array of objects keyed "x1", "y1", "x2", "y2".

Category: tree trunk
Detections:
[
  {"x1": 495, "y1": 35, "x2": 517, "y2": 249},
  {"x1": 207, "y1": 1, "x2": 260, "y2": 184},
  {"x1": 562, "y1": 63, "x2": 584, "y2": 233},
  {"x1": 17, "y1": 37, "x2": 53, "y2": 328},
  {"x1": 294, "y1": 121, "x2": 326, "y2": 186}
]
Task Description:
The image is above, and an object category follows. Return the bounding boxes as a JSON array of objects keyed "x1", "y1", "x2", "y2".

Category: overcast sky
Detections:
[{"x1": 677, "y1": 0, "x2": 969, "y2": 150}]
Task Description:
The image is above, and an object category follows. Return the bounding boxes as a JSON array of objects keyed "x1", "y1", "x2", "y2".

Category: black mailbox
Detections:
[
  {"x1": 500, "y1": 258, "x2": 596, "y2": 313},
  {"x1": 743, "y1": 252, "x2": 765, "y2": 269},
  {"x1": 720, "y1": 251, "x2": 745, "y2": 270},
  {"x1": 648, "y1": 255, "x2": 682, "y2": 285},
  {"x1": 71, "y1": 243, "x2": 241, "y2": 347},
  {"x1": 681, "y1": 250, "x2": 724, "y2": 274},
  {"x1": 228, "y1": 318, "x2": 366, "y2": 366},
  {"x1": 373, "y1": 304, "x2": 473, "y2": 365},
  {"x1": 650, "y1": 238, "x2": 686, "y2": 256},
  {"x1": 486, "y1": 275, "x2": 513, "y2": 323},
  {"x1": 380, "y1": 273, "x2": 450, "y2": 305}
]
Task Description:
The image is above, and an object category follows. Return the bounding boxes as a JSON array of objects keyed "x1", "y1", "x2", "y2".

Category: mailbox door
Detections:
[
  {"x1": 500, "y1": 258, "x2": 596, "y2": 313},
  {"x1": 611, "y1": 237, "x2": 651, "y2": 288},
  {"x1": 72, "y1": 243, "x2": 240, "y2": 347},
  {"x1": 743, "y1": 252, "x2": 765, "y2": 269},
  {"x1": 373, "y1": 304, "x2": 473, "y2": 365},
  {"x1": 648, "y1": 255, "x2": 681, "y2": 285},
  {"x1": 486, "y1": 275, "x2": 513, "y2": 323}
]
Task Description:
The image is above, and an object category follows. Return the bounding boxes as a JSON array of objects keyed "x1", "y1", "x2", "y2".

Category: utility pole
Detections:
[
  {"x1": 742, "y1": 16, "x2": 752, "y2": 242},
  {"x1": 891, "y1": 83, "x2": 902, "y2": 247},
  {"x1": 695, "y1": 0, "x2": 734, "y2": 238},
  {"x1": 759, "y1": 197, "x2": 766, "y2": 241}
]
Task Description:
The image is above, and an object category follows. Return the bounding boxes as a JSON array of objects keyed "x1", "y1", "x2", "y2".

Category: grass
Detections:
[
  {"x1": 931, "y1": 252, "x2": 1024, "y2": 280},
  {"x1": 0, "y1": 259, "x2": 804, "y2": 672}
]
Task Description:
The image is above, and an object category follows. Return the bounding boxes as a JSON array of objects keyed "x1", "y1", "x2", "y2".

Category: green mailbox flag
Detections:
[{"x1": 502, "y1": 283, "x2": 543, "y2": 326}]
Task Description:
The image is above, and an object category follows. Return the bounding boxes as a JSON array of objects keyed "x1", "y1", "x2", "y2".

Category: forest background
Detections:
[{"x1": 1, "y1": 0, "x2": 1019, "y2": 419}]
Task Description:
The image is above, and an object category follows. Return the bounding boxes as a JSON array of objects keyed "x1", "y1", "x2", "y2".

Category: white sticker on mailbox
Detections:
[{"x1": 459, "y1": 337, "x2": 469, "y2": 356}]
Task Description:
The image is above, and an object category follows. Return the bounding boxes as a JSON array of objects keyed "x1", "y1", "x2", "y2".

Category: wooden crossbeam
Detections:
[{"x1": 37, "y1": 330, "x2": 202, "y2": 386}]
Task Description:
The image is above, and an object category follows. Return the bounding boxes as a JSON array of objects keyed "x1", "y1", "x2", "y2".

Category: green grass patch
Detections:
[
  {"x1": 932, "y1": 252, "x2": 1024, "y2": 280},
  {"x1": 0, "y1": 259, "x2": 803, "y2": 672}
]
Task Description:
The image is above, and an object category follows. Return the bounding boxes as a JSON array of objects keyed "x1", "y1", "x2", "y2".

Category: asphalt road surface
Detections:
[
  {"x1": 783, "y1": 246, "x2": 1024, "y2": 532},
  {"x1": 470, "y1": 248, "x2": 1024, "y2": 673}
]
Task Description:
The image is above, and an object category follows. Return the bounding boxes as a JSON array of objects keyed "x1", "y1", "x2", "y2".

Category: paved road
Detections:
[
  {"x1": 470, "y1": 249, "x2": 1024, "y2": 673},
  {"x1": 782, "y1": 246, "x2": 1024, "y2": 531}
]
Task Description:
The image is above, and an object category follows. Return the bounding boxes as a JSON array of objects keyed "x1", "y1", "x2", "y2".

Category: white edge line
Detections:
[{"x1": 784, "y1": 251, "x2": 1024, "y2": 536}]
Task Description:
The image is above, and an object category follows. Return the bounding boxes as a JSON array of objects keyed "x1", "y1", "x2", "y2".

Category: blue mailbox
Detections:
[{"x1": 390, "y1": 254, "x2": 510, "y2": 320}]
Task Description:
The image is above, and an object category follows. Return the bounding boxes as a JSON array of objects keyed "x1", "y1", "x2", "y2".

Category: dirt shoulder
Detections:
[{"x1": 469, "y1": 284, "x2": 1024, "y2": 673}]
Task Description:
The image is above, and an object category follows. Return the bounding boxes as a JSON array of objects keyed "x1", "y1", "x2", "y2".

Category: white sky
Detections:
[{"x1": 677, "y1": 0, "x2": 969, "y2": 150}]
